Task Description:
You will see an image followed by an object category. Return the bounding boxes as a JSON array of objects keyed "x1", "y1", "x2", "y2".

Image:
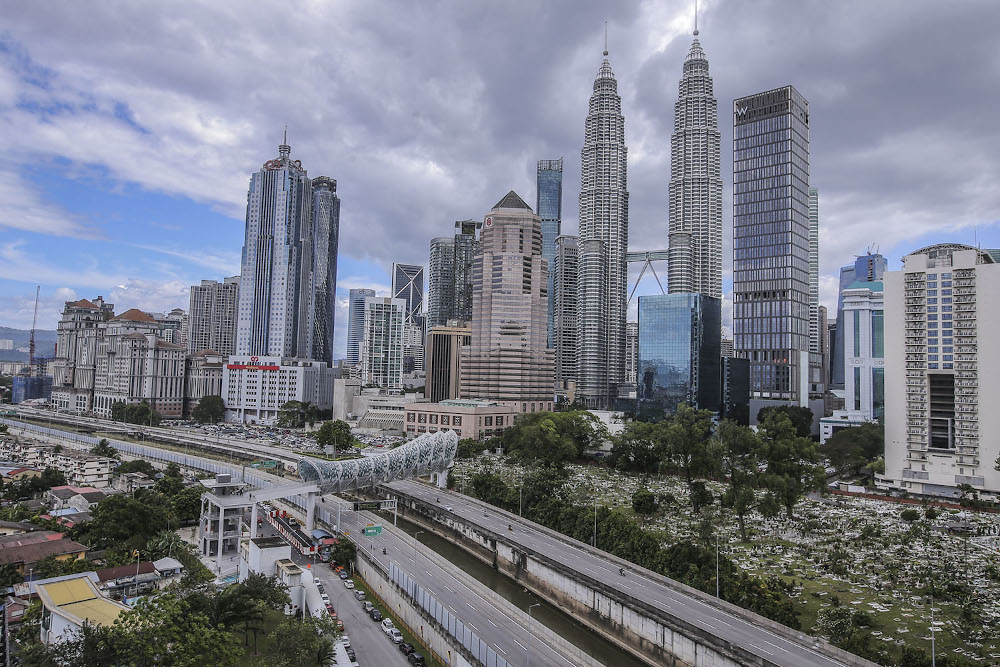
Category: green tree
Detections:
[
  {"x1": 756, "y1": 405, "x2": 814, "y2": 438},
  {"x1": 716, "y1": 420, "x2": 762, "y2": 542},
  {"x1": 609, "y1": 421, "x2": 663, "y2": 474},
  {"x1": 455, "y1": 438, "x2": 489, "y2": 459},
  {"x1": 502, "y1": 411, "x2": 604, "y2": 464},
  {"x1": 88, "y1": 494, "x2": 178, "y2": 550},
  {"x1": 329, "y1": 538, "x2": 356, "y2": 568},
  {"x1": 901, "y1": 508, "x2": 920, "y2": 522},
  {"x1": 113, "y1": 459, "x2": 156, "y2": 477},
  {"x1": 822, "y1": 423, "x2": 884, "y2": 477},
  {"x1": 90, "y1": 438, "x2": 119, "y2": 460},
  {"x1": 165, "y1": 462, "x2": 182, "y2": 479},
  {"x1": 662, "y1": 404, "x2": 716, "y2": 486},
  {"x1": 238, "y1": 571, "x2": 291, "y2": 610},
  {"x1": 261, "y1": 616, "x2": 337, "y2": 667},
  {"x1": 689, "y1": 480, "x2": 714, "y2": 513},
  {"x1": 277, "y1": 401, "x2": 307, "y2": 428},
  {"x1": 191, "y1": 395, "x2": 225, "y2": 424},
  {"x1": 155, "y1": 475, "x2": 184, "y2": 496},
  {"x1": 632, "y1": 488, "x2": 657, "y2": 514},
  {"x1": 171, "y1": 485, "x2": 203, "y2": 523},
  {"x1": 313, "y1": 420, "x2": 354, "y2": 454},
  {"x1": 110, "y1": 400, "x2": 162, "y2": 426},
  {"x1": 469, "y1": 471, "x2": 511, "y2": 509},
  {"x1": 0, "y1": 562, "x2": 22, "y2": 588},
  {"x1": 757, "y1": 411, "x2": 822, "y2": 517}
]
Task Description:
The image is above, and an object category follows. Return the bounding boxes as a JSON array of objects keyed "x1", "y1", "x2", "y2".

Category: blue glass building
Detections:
[
  {"x1": 832, "y1": 252, "x2": 887, "y2": 387},
  {"x1": 536, "y1": 159, "x2": 562, "y2": 349},
  {"x1": 637, "y1": 294, "x2": 721, "y2": 417}
]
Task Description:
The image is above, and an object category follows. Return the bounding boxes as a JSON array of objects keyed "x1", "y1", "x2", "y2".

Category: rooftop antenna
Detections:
[
  {"x1": 283, "y1": 125, "x2": 288, "y2": 145},
  {"x1": 694, "y1": 0, "x2": 699, "y2": 36},
  {"x1": 603, "y1": 21, "x2": 608, "y2": 56}
]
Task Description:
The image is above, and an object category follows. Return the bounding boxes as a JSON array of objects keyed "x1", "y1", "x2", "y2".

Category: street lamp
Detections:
[
  {"x1": 929, "y1": 592, "x2": 937, "y2": 667},
  {"x1": 716, "y1": 531, "x2": 720, "y2": 598},
  {"x1": 526, "y1": 602, "x2": 541, "y2": 667},
  {"x1": 412, "y1": 530, "x2": 424, "y2": 565}
]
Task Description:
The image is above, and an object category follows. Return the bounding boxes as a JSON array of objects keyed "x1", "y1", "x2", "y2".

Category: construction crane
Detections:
[{"x1": 28, "y1": 286, "x2": 39, "y2": 376}]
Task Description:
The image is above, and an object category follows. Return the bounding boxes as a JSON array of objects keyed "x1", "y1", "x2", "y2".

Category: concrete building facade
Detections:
[
  {"x1": 361, "y1": 297, "x2": 405, "y2": 390},
  {"x1": 346, "y1": 288, "x2": 376, "y2": 366},
  {"x1": 404, "y1": 400, "x2": 516, "y2": 441},
  {"x1": 425, "y1": 323, "x2": 471, "y2": 403},
  {"x1": 222, "y1": 356, "x2": 333, "y2": 424},
  {"x1": 52, "y1": 297, "x2": 115, "y2": 413},
  {"x1": 188, "y1": 277, "x2": 239, "y2": 356}
]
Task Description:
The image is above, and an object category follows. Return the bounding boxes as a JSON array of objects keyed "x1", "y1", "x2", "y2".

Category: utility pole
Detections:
[{"x1": 526, "y1": 603, "x2": 541, "y2": 667}]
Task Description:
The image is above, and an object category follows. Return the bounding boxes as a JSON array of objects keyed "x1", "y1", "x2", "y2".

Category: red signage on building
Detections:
[{"x1": 227, "y1": 364, "x2": 280, "y2": 371}]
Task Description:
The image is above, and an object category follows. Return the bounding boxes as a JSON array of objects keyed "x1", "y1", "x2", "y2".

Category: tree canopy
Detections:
[
  {"x1": 110, "y1": 400, "x2": 162, "y2": 426},
  {"x1": 313, "y1": 420, "x2": 354, "y2": 452},
  {"x1": 822, "y1": 423, "x2": 884, "y2": 477},
  {"x1": 192, "y1": 395, "x2": 225, "y2": 424},
  {"x1": 756, "y1": 405, "x2": 814, "y2": 439},
  {"x1": 502, "y1": 411, "x2": 605, "y2": 466}
]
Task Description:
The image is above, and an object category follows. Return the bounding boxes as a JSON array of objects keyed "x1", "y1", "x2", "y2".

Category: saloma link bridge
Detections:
[{"x1": 1, "y1": 413, "x2": 873, "y2": 667}]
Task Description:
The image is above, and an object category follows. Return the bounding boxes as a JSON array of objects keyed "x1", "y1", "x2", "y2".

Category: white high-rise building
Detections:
[
  {"x1": 808, "y1": 188, "x2": 820, "y2": 354},
  {"x1": 667, "y1": 32, "x2": 722, "y2": 299},
  {"x1": 553, "y1": 235, "x2": 578, "y2": 391},
  {"x1": 577, "y1": 48, "x2": 629, "y2": 409},
  {"x1": 881, "y1": 244, "x2": 1000, "y2": 498},
  {"x1": 188, "y1": 277, "x2": 239, "y2": 356},
  {"x1": 361, "y1": 297, "x2": 405, "y2": 390}
]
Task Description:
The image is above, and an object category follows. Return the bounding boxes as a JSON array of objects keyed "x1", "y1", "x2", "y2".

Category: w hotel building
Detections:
[
  {"x1": 732, "y1": 85, "x2": 811, "y2": 408},
  {"x1": 881, "y1": 244, "x2": 1000, "y2": 499}
]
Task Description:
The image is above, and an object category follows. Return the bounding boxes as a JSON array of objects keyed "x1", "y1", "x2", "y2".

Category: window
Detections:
[
  {"x1": 871, "y1": 310, "x2": 884, "y2": 358},
  {"x1": 853, "y1": 311, "x2": 861, "y2": 357},
  {"x1": 430, "y1": 414, "x2": 438, "y2": 424},
  {"x1": 441, "y1": 416, "x2": 449, "y2": 425},
  {"x1": 853, "y1": 367, "x2": 861, "y2": 411},
  {"x1": 453, "y1": 416, "x2": 462, "y2": 426},
  {"x1": 407, "y1": 413, "x2": 415, "y2": 423},
  {"x1": 418, "y1": 413, "x2": 427, "y2": 423}
]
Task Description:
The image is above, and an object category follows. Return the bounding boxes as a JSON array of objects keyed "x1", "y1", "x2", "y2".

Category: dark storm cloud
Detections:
[{"x1": 2, "y1": 0, "x2": 999, "y2": 310}]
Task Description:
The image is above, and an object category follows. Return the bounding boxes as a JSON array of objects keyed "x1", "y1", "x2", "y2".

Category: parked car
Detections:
[
  {"x1": 341, "y1": 636, "x2": 351, "y2": 649},
  {"x1": 345, "y1": 647, "x2": 355, "y2": 661},
  {"x1": 354, "y1": 590, "x2": 366, "y2": 601},
  {"x1": 380, "y1": 618, "x2": 394, "y2": 632},
  {"x1": 344, "y1": 580, "x2": 355, "y2": 589},
  {"x1": 407, "y1": 653, "x2": 426, "y2": 666},
  {"x1": 398, "y1": 642, "x2": 415, "y2": 655},
  {"x1": 387, "y1": 628, "x2": 403, "y2": 643},
  {"x1": 338, "y1": 570, "x2": 350, "y2": 580},
  {"x1": 362, "y1": 601, "x2": 374, "y2": 613}
]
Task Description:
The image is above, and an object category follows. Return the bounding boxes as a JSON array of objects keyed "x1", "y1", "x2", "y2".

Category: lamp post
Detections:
[
  {"x1": 526, "y1": 603, "x2": 541, "y2": 667},
  {"x1": 593, "y1": 496, "x2": 598, "y2": 548},
  {"x1": 929, "y1": 592, "x2": 936, "y2": 667},
  {"x1": 716, "y1": 531, "x2": 720, "y2": 598},
  {"x1": 412, "y1": 530, "x2": 424, "y2": 565}
]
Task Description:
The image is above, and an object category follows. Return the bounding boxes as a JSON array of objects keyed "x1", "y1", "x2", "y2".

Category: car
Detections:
[
  {"x1": 370, "y1": 609, "x2": 382, "y2": 622},
  {"x1": 320, "y1": 593, "x2": 330, "y2": 604},
  {"x1": 380, "y1": 618, "x2": 394, "y2": 632},
  {"x1": 398, "y1": 642, "x2": 415, "y2": 655},
  {"x1": 340, "y1": 635, "x2": 351, "y2": 649},
  {"x1": 362, "y1": 601, "x2": 374, "y2": 613},
  {"x1": 344, "y1": 580, "x2": 355, "y2": 589},
  {"x1": 336, "y1": 619, "x2": 344, "y2": 631},
  {"x1": 338, "y1": 570, "x2": 350, "y2": 580},
  {"x1": 325, "y1": 604, "x2": 335, "y2": 614},
  {"x1": 345, "y1": 647, "x2": 355, "y2": 661},
  {"x1": 387, "y1": 628, "x2": 403, "y2": 643},
  {"x1": 354, "y1": 590, "x2": 366, "y2": 601},
  {"x1": 316, "y1": 583, "x2": 325, "y2": 593},
  {"x1": 407, "y1": 653, "x2": 426, "y2": 666}
]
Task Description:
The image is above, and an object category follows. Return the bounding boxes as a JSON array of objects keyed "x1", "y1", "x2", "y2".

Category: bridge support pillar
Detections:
[
  {"x1": 306, "y1": 492, "x2": 317, "y2": 531},
  {"x1": 250, "y1": 503, "x2": 259, "y2": 538}
]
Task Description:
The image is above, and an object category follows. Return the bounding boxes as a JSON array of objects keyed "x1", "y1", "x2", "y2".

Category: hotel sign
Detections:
[{"x1": 227, "y1": 356, "x2": 280, "y2": 371}]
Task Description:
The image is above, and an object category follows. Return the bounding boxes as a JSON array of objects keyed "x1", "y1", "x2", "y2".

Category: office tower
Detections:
[
  {"x1": 883, "y1": 244, "x2": 999, "y2": 497},
  {"x1": 460, "y1": 191, "x2": 554, "y2": 412},
  {"x1": 578, "y1": 50, "x2": 629, "y2": 408},
  {"x1": 625, "y1": 322, "x2": 639, "y2": 386},
  {"x1": 732, "y1": 86, "x2": 810, "y2": 405},
  {"x1": 51, "y1": 296, "x2": 115, "y2": 413},
  {"x1": 428, "y1": 237, "x2": 455, "y2": 328},
  {"x1": 637, "y1": 294, "x2": 721, "y2": 416},
  {"x1": 720, "y1": 356, "x2": 751, "y2": 425},
  {"x1": 235, "y1": 138, "x2": 313, "y2": 358},
  {"x1": 308, "y1": 176, "x2": 341, "y2": 364},
  {"x1": 721, "y1": 338, "x2": 734, "y2": 358},
  {"x1": 403, "y1": 316, "x2": 425, "y2": 373},
  {"x1": 453, "y1": 220, "x2": 482, "y2": 322},
  {"x1": 827, "y1": 320, "x2": 838, "y2": 385},
  {"x1": 553, "y1": 235, "x2": 578, "y2": 389},
  {"x1": 346, "y1": 288, "x2": 375, "y2": 365},
  {"x1": 833, "y1": 252, "x2": 888, "y2": 387},
  {"x1": 361, "y1": 296, "x2": 405, "y2": 390},
  {"x1": 813, "y1": 304, "x2": 830, "y2": 398},
  {"x1": 188, "y1": 277, "x2": 240, "y2": 356},
  {"x1": 425, "y1": 323, "x2": 471, "y2": 403},
  {"x1": 392, "y1": 263, "x2": 424, "y2": 324},
  {"x1": 842, "y1": 282, "x2": 884, "y2": 418},
  {"x1": 537, "y1": 158, "x2": 563, "y2": 348},
  {"x1": 808, "y1": 188, "x2": 820, "y2": 353},
  {"x1": 667, "y1": 32, "x2": 722, "y2": 298}
]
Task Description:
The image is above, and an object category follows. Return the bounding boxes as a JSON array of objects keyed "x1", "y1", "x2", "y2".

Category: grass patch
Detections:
[{"x1": 351, "y1": 575, "x2": 443, "y2": 667}]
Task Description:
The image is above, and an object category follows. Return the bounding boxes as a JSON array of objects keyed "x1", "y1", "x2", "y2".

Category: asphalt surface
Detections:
[
  {"x1": 387, "y1": 480, "x2": 852, "y2": 667},
  {"x1": 319, "y1": 498, "x2": 579, "y2": 667}
]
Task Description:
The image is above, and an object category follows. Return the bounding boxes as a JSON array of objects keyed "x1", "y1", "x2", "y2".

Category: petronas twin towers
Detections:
[{"x1": 576, "y1": 32, "x2": 720, "y2": 408}]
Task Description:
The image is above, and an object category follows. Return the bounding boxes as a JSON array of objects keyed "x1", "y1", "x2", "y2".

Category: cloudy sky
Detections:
[{"x1": 2, "y1": 0, "x2": 998, "y2": 357}]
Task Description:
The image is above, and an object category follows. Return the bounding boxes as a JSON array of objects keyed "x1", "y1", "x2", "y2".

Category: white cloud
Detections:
[
  {"x1": 0, "y1": 167, "x2": 101, "y2": 238},
  {"x1": 109, "y1": 279, "x2": 189, "y2": 316}
]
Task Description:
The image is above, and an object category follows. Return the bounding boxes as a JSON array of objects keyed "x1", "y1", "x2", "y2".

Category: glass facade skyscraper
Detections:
[
  {"x1": 428, "y1": 236, "x2": 455, "y2": 328},
  {"x1": 554, "y1": 235, "x2": 578, "y2": 389},
  {"x1": 732, "y1": 86, "x2": 810, "y2": 402},
  {"x1": 637, "y1": 293, "x2": 721, "y2": 417},
  {"x1": 308, "y1": 176, "x2": 340, "y2": 364},
  {"x1": 832, "y1": 252, "x2": 887, "y2": 387},
  {"x1": 537, "y1": 159, "x2": 563, "y2": 349},
  {"x1": 346, "y1": 288, "x2": 375, "y2": 365},
  {"x1": 453, "y1": 220, "x2": 481, "y2": 322}
]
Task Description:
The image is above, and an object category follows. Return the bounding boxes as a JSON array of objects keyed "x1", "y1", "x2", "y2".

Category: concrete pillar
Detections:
[
  {"x1": 306, "y1": 492, "x2": 317, "y2": 531},
  {"x1": 250, "y1": 503, "x2": 259, "y2": 539},
  {"x1": 216, "y1": 509, "x2": 224, "y2": 573}
]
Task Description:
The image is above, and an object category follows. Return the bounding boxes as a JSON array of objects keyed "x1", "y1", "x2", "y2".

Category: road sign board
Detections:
[
  {"x1": 354, "y1": 501, "x2": 380, "y2": 511},
  {"x1": 250, "y1": 460, "x2": 278, "y2": 469},
  {"x1": 363, "y1": 525, "x2": 382, "y2": 536}
]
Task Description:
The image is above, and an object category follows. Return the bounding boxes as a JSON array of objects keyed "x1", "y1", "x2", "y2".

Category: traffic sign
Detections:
[
  {"x1": 354, "y1": 501, "x2": 380, "y2": 511},
  {"x1": 363, "y1": 525, "x2": 382, "y2": 536}
]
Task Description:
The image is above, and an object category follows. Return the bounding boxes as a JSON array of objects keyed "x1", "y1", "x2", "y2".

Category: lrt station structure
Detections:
[{"x1": 198, "y1": 431, "x2": 457, "y2": 572}]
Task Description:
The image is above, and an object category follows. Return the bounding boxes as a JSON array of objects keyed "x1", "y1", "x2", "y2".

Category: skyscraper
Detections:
[
  {"x1": 668, "y1": 32, "x2": 722, "y2": 298},
  {"x1": 236, "y1": 138, "x2": 313, "y2": 358},
  {"x1": 554, "y1": 235, "x2": 578, "y2": 390},
  {"x1": 308, "y1": 176, "x2": 341, "y2": 364},
  {"x1": 578, "y1": 50, "x2": 629, "y2": 409},
  {"x1": 808, "y1": 188, "x2": 820, "y2": 354},
  {"x1": 732, "y1": 86, "x2": 810, "y2": 406},
  {"x1": 188, "y1": 276, "x2": 240, "y2": 356},
  {"x1": 537, "y1": 158, "x2": 563, "y2": 348},
  {"x1": 425, "y1": 323, "x2": 471, "y2": 403},
  {"x1": 346, "y1": 288, "x2": 375, "y2": 365},
  {"x1": 453, "y1": 220, "x2": 482, "y2": 322},
  {"x1": 460, "y1": 191, "x2": 554, "y2": 412},
  {"x1": 428, "y1": 237, "x2": 455, "y2": 328},
  {"x1": 392, "y1": 264, "x2": 424, "y2": 325},
  {"x1": 832, "y1": 252, "x2": 888, "y2": 387},
  {"x1": 361, "y1": 296, "x2": 405, "y2": 390}
]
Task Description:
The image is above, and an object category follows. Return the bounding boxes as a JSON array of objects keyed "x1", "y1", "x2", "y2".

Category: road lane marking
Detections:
[
  {"x1": 749, "y1": 643, "x2": 774, "y2": 657},
  {"x1": 493, "y1": 644, "x2": 506, "y2": 655},
  {"x1": 444, "y1": 585, "x2": 455, "y2": 593},
  {"x1": 487, "y1": 618, "x2": 498, "y2": 628},
  {"x1": 467, "y1": 603, "x2": 476, "y2": 611},
  {"x1": 468, "y1": 622, "x2": 479, "y2": 632},
  {"x1": 512, "y1": 638, "x2": 527, "y2": 650}
]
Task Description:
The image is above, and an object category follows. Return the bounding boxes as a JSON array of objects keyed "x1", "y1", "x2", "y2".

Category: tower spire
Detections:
[
  {"x1": 694, "y1": 0, "x2": 699, "y2": 36},
  {"x1": 279, "y1": 125, "x2": 290, "y2": 158},
  {"x1": 603, "y1": 21, "x2": 608, "y2": 56}
]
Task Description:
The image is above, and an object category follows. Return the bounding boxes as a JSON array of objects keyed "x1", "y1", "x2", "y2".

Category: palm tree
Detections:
[{"x1": 314, "y1": 638, "x2": 334, "y2": 666}]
